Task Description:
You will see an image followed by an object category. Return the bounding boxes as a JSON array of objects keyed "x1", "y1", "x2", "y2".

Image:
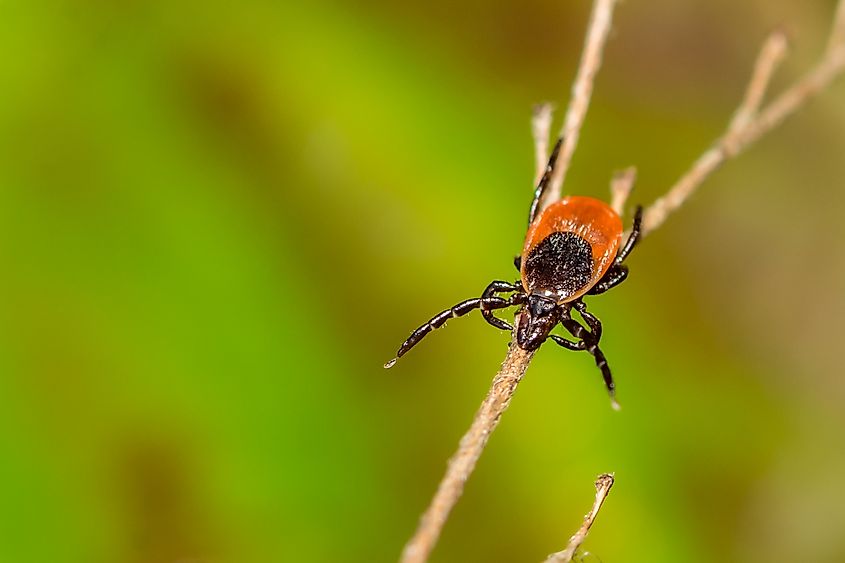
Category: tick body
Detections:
[
  {"x1": 385, "y1": 139, "x2": 642, "y2": 408},
  {"x1": 521, "y1": 196, "x2": 622, "y2": 303}
]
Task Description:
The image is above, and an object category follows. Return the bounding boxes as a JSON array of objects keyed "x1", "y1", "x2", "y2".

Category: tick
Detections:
[{"x1": 385, "y1": 139, "x2": 642, "y2": 408}]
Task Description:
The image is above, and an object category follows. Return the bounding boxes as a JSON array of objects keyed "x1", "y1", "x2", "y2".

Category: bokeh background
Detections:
[{"x1": 1, "y1": 0, "x2": 844, "y2": 561}]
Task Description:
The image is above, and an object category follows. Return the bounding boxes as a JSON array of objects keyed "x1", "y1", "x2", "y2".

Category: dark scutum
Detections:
[{"x1": 524, "y1": 231, "x2": 593, "y2": 299}]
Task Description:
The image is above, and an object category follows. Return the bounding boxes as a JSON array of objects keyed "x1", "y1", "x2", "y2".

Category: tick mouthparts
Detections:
[
  {"x1": 610, "y1": 397, "x2": 621, "y2": 411},
  {"x1": 384, "y1": 358, "x2": 398, "y2": 369}
]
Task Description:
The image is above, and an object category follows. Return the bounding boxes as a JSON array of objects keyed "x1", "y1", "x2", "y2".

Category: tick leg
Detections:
[
  {"x1": 513, "y1": 255, "x2": 522, "y2": 272},
  {"x1": 549, "y1": 334, "x2": 584, "y2": 351},
  {"x1": 559, "y1": 317, "x2": 594, "y2": 344},
  {"x1": 555, "y1": 315, "x2": 618, "y2": 409},
  {"x1": 572, "y1": 300, "x2": 603, "y2": 341},
  {"x1": 584, "y1": 339, "x2": 618, "y2": 409},
  {"x1": 385, "y1": 295, "x2": 518, "y2": 368},
  {"x1": 481, "y1": 280, "x2": 524, "y2": 330},
  {"x1": 527, "y1": 137, "x2": 563, "y2": 226},
  {"x1": 615, "y1": 205, "x2": 643, "y2": 265},
  {"x1": 588, "y1": 264, "x2": 628, "y2": 295}
]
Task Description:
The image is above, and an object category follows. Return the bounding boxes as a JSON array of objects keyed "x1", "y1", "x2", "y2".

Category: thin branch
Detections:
[
  {"x1": 727, "y1": 30, "x2": 789, "y2": 135},
  {"x1": 642, "y1": 13, "x2": 845, "y2": 236},
  {"x1": 400, "y1": 340, "x2": 535, "y2": 563},
  {"x1": 609, "y1": 167, "x2": 637, "y2": 216},
  {"x1": 544, "y1": 474, "x2": 616, "y2": 563},
  {"x1": 542, "y1": 0, "x2": 619, "y2": 213},
  {"x1": 533, "y1": 103, "x2": 555, "y2": 185}
]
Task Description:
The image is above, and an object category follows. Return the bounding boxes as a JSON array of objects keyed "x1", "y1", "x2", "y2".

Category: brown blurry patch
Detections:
[
  {"x1": 341, "y1": 0, "x2": 587, "y2": 86},
  {"x1": 170, "y1": 43, "x2": 284, "y2": 179},
  {"x1": 113, "y1": 431, "x2": 217, "y2": 563},
  {"x1": 6, "y1": 101, "x2": 110, "y2": 204},
  {"x1": 679, "y1": 460, "x2": 758, "y2": 557}
]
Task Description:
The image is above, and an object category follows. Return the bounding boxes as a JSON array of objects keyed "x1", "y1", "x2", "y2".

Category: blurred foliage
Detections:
[{"x1": 0, "y1": 0, "x2": 844, "y2": 562}]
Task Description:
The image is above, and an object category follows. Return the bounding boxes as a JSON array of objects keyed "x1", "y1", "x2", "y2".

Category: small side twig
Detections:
[
  {"x1": 544, "y1": 473, "x2": 616, "y2": 563},
  {"x1": 727, "y1": 30, "x2": 789, "y2": 135},
  {"x1": 609, "y1": 167, "x2": 637, "y2": 216}
]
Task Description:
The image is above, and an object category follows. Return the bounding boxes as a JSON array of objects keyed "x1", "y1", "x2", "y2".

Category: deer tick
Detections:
[{"x1": 385, "y1": 139, "x2": 642, "y2": 408}]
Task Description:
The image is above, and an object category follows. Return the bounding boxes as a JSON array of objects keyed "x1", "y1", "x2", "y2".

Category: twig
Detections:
[
  {"x1": 609, "y1": 167, "x2": 637, "y2": 216},
  {"x1": 544, "y1": 474, "x2": 615, "y2": 563},
  {"x1": 542, "y1": 0, "x2": 618, "y2": 213},
  {"x1": 642, "y1": 14, "x2": 845, "y2": 236},
  {"x1": 533, "y1": 103, "x2": 555, "y2": 185},
  {"x1": 399, "y1": 4, "x2": 621, "y2": 559},
  {"x1": 727, "y1": 30, "x2": 789, "y2": 135},
  {"x1": 399, "y1": 340, "x2": 535, "y2": 563},
  {"x1": 738, "y1": 44, "x2": 845, "y2": 152}
]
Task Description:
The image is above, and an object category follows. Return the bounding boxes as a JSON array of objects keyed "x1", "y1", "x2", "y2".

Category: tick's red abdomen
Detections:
[{"x1": 521, "y1": 196, "x2": 623, "y2": 303}]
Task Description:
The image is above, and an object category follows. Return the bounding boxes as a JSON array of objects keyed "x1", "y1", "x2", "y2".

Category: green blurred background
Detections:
[{"x1": 1, "y1": 0, "x2": 844, "y2": 561}]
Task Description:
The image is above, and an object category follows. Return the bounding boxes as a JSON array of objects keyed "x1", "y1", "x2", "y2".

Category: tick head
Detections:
[{"x1": 516, "y1": 294, "x2": 560, "y2": 351}]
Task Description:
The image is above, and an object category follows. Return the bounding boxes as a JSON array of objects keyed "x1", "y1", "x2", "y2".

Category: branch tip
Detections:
[
  {"x1": 544, "y1": 473, "x2": 616, "y2": 563},
  {"x1": 727, "y1": 29, "x2": 789, "y2": 137}
]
